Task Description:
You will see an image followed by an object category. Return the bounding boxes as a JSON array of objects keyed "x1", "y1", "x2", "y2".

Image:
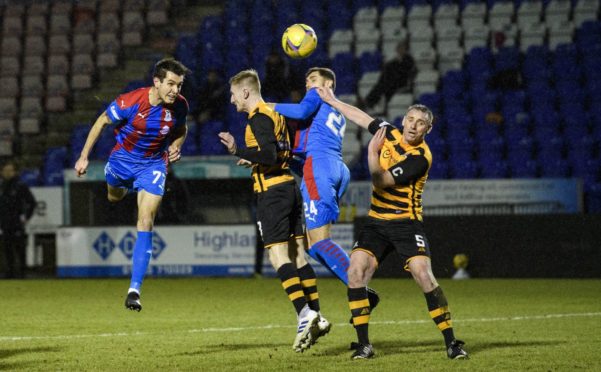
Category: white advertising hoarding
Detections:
[
  {"x1": 339, "y1": 179, "x2": 581, "y2": 216},
  {"x1": 56, "y1": 224, "x2": 355, "y2": 278},
  {"x1": 57, "y1": 225, "x2": 257, "y2": 277},
  {"x1": 29, "y1": 187, "x2": 64, "y2": 232}
]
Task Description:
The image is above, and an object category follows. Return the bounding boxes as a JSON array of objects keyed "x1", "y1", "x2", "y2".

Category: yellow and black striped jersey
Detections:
[
  {"x1": 367, "y1": 119, "x2": 432, "y2": 221},
  {"x1": 236, "y1": 100, "x2": 294, "y2": 193}
]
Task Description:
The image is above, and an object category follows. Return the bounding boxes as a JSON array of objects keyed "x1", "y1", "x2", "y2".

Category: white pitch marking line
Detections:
[{"x1": 1, "y1": 312, "x2": 600, "y2": 342}]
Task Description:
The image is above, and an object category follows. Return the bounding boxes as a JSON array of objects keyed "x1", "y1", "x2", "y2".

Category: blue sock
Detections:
[
  {"x1": 308, "y1": 239, "x2": 349, "y2": 285},
  {"x1": 129, "y1": 231, "x2": 153, "y2": 293}
]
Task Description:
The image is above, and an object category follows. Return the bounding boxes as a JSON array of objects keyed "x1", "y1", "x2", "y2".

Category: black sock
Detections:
[
  {"x1": 425, "y1": 286, "x2": 455, "y2": 347},
  {"x1": 348, "y1": 287, "x2": 370, "y2": 345},
  {"x1": 297, "y1": 264, "x2": 320, "y2": 312},
  {"x1": 277, "y1": 263, "x2": 307, "y2": 315}
]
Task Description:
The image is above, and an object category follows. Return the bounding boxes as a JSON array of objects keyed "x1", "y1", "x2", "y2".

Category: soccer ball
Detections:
[
  {"x1": 281, "y1": 24, "x2": 318, "y2": 59},
  {"x1": 453, "y1": 254, "x2": 469, "y2": 269}
]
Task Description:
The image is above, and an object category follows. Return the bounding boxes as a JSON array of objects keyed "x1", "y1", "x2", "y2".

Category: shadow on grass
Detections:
[
  {"x1": 172, "y1": 342, "x2": 290, "y2": 356},
  {"x1": 0, "y1": 346, "x2": 62, "y2": 360},
  {"x1": 467, "y1": 340, "x2": 563, "y2": 354},
  {"x1": 0, "y1": 346, "x2": 62, "y2": 370},
  {"x1": 316, "y1": 339, "x2": 443, "y2": 357}
]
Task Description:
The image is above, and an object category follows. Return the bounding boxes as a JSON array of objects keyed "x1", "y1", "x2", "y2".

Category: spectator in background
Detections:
[
  {"x1": 262, "y1": 51, "x2": 291, "y2": 102},
  {"x1": 0, "y1": 160, "x2": 36, "y2": 279},
  {"x1": 196, "y1": 69, "x2": 227, "y2": 123},
  {"x1": 362, "y1": 41, "x2": 416, "y2": 110}
]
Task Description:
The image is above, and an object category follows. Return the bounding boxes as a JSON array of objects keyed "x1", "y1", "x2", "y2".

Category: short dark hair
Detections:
[
  {"x1": 153, "y1": 58, "x2": 189, "y2": 81},
  {"x1": 306, "y1": 67, "x2": 336, "y2": 91}
]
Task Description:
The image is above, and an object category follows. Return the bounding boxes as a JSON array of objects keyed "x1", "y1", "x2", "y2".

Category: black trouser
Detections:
[{"x1": 2, "y1": 229, "x2": 27, "y2": 278}]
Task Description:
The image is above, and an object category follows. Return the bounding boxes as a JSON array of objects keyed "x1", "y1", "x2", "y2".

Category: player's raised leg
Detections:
[
  {"x1": 106, "y1": 184, "x2": 129, "y2": 203},
  {"x1": 408, "y1": 256, "x2": 468, "y2": 359},
  {"x1": 125, "y1": 190, "x2": 162, "y2": 312}
]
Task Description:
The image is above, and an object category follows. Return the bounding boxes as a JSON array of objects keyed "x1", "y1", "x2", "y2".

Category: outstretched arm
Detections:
[
  {"x1": 273, "y1": 89, "x2": 321, "y2": 120},
  {"x1": 316, "y1": 87, "x2": 373, "y2": 129},
  {"x1": 74, "y1": 111, "x2": 113, "y2": 177}
]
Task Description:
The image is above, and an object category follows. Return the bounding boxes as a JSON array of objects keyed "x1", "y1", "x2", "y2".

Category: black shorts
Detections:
[
  {"x1": 353, "y1": 217, "x2": 431, "y2": 271},
  {"x1": 256, "y1": 181, "x2": 304, "y2": 248}
]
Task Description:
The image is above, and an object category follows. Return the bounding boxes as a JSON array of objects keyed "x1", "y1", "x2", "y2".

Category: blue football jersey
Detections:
[{"x1": 275, "y1": 88, "x2": 346, "y2": 159}]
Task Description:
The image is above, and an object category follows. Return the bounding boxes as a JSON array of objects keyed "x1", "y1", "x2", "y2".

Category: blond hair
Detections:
[{"x1": 229, "y1": 69, "x2": 261, "y2": 93}]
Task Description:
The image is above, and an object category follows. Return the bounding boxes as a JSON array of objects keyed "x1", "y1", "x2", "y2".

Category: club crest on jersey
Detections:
[
  {"x1": 164, "y1": 110, "x2": 172, "y2": 122},
  {"x1": 160, "y1": 125, "x2": 170, "y2": 135}
]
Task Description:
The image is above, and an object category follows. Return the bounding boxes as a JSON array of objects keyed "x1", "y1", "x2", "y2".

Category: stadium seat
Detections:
[
  {"x1": 357, "y1": 51, "x2": 382, "y2": 74},
  {"x1": 548, "y1": 20, "x2": 574, "y2": 50},
  {"x1": 488, "y1": 1, "x2": 515, "y2": 31},
  {"x1": 20, "y1": 168, "x2": 41, "y2": 187},
  {"x1": 328, "y1": 29, "x2": 354, "y2": 59},
  {"x1": 545, "y1": 0, "x2": 571, "y2": 25},
  {"x1": 449, "y1": 160, "x2": 478, "y2": 179},
  {"x1": 509, "y1": 159, "x2": 538, "y2": 178},
  {"x1": 414, "y1": 69, "x2": 440, "y2": 97},
  {"x1": 573, "y1": 0, "x2": 600, "y2": 27},
  {"x1": 428, "y1": 159, "x2": 449, "y2": 179},
  {"x1": 516, "y1": 0, "x2": 542, "y2": 29}
]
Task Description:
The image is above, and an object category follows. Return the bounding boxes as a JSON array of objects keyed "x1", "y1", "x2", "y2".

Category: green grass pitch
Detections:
[{"x1": 1, "y1": 278, "x2": 600, "y2": 371}]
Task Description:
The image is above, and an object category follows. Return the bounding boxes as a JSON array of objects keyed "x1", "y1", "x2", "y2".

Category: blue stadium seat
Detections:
[
  {"x1": 466, "y1": 47, "x2": 494, "y2": 74},
  {"x1": 509, "y1": 159, "x2": 538, "y2": 178},
  {"x1": 494, "y1": 47, "x2": 520, "y2": 72},
  {"x1": 326, "y1": 2, "x2": 352, "y2": 32},
  {"x1": 428, "y1": 159, "x2": 449, "y2": 179},
  {"x1": 181, "y1": 123, "x2": 199, "y2": 156},
  {"x1": 43, "y1": 147, "x2": 68, "y2": 186},
  {"x1": 480, "y1": 159, "x2": 509, "y2": 179},
  {"x1": 571, "y1": 159, "x2": 600, "y2": 188},
  {"x1": 418, "y1": 93, "x2": 442, "y2": 115},
  {"x1": 427, "y1": 136, "x2": 447, "y2": 157},
  {"x1": 552, "y1": 59, "x2": 582, "y2": 82},
  {"x1": 358, "y1": 51, "x2": 382, "y2": 74},
  {"x1": 448, "y1": 137, "x2": 475, "y2": 160},
  {"x1": 501, "y1": 90, "x2": 527, "y2": 110},
  {"x1": 225, "y1": 21, "x2": 249, "y2": 47},
  {"x1": 506, "y1": 135, "x2": 534, "y2": 156},
  {"x1": 448, "y1": 160, "x2": 478, "y2": 179},
  {"x1": 531, "y1": 106, "x2": 560, "y2": 127},
  {"x1": 20, "y1": 169, "x2": 41, "y2": 187},
  {"x1": 331, "y1": 52, "x2": 356, "y2": 79},
  {"x1": 468, "y1": 72, "x2": 491, "y2": 96},
  {"x1": 474, "y1": 125, "x2": 501, "y2": 143},
  {"x1": 585, "y1": 183, "x2": 601, "y2": 213},
  {"x1": 554, "y1": 44, "x2": 578, "y2": 64},
  {"x1": 532, "y1": 126, "x2": 562, "y2": 145},
  {"x1": 539, "y1": 158, "x2": 570, "y2": 178},
  {"x1": 379, "y1": 0, "x2": 401, "y2": 12},
  {"x1": 522, "y1": 61, "x2": 551, "y2": 83}
]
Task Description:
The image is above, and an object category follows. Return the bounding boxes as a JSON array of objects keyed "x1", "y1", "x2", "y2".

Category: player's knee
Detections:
[
  {"x1": 107, "y1": 193, "x2": 122, "y2": 203},
  {"x1": 347, "y1": 264, "x2": 365, "y2": 287},
  {"x1": 268, "y1": 245, "x2": 291, "y2": 270},
  {"x1": 137, "y1": 216, "x2": 154, "y2": 231},
  {"x1": 413, "y1": 268, "x2": 437, "y2": 291}
]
